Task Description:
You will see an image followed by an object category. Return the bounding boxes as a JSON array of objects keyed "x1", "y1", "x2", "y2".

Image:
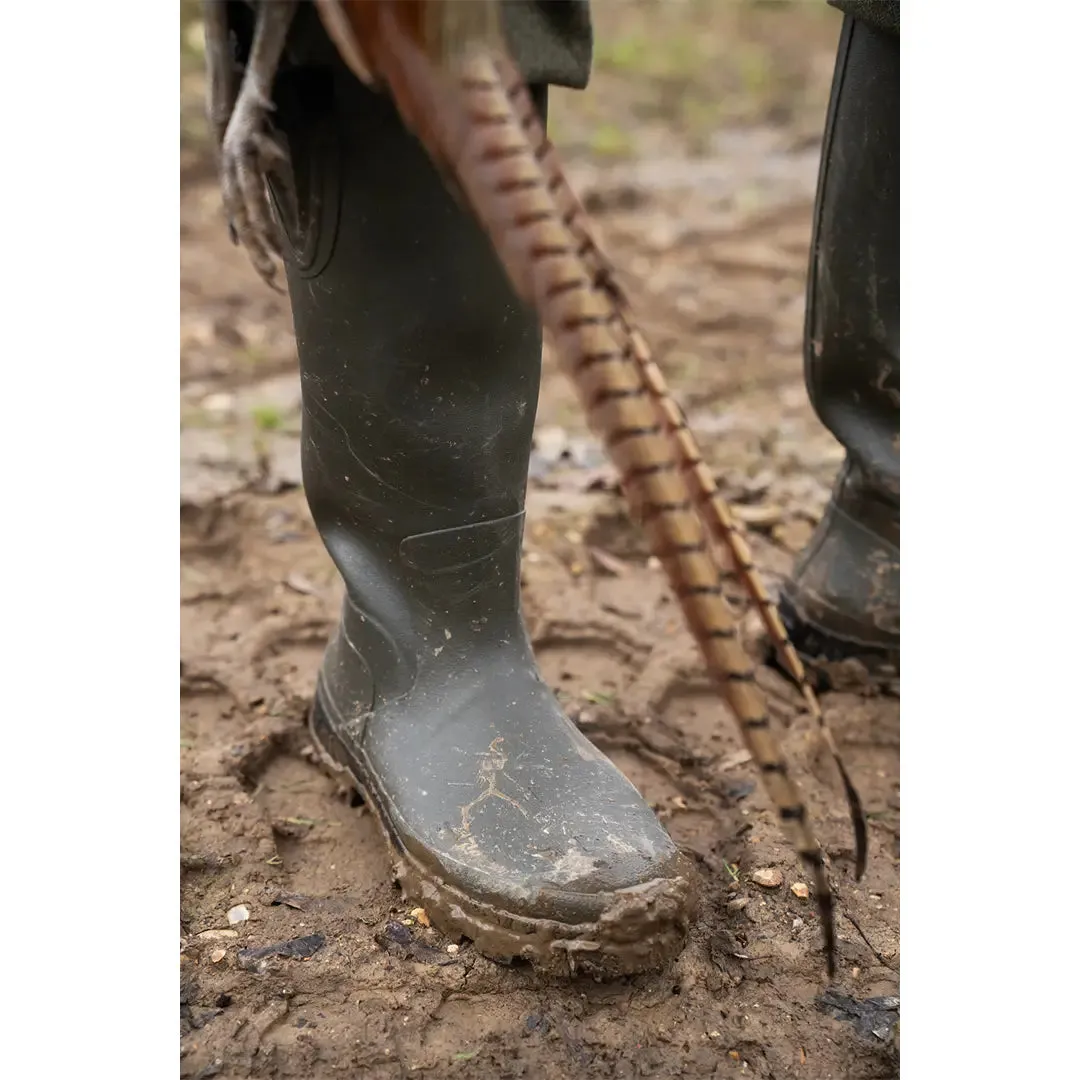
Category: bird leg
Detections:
[
  {"x1": 202, "y1": 1, "x2": 239, "y2": 155},
  {"x1": 212, "y1": 0, "x2": 298, "y2": 290}
]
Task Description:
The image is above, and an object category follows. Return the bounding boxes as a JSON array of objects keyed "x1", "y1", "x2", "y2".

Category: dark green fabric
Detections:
[
  {"x1": 828, "y1": 0, "x2": 900, "y2": 37},
  {"x1": 500, "y1": 0, "x2": 593, "y2": 89}
]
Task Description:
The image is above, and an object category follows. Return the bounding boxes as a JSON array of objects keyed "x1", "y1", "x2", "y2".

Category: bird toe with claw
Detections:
[{"x1": 219, "y1": 96, "x2": 289, "y2": 291}]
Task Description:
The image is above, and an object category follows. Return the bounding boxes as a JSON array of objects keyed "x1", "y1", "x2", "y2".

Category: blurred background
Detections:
[
  {"x1": 180, "y1": 0, "x2": 844, "y2": 507},
  {"x1": 180, "y1": 6, "x2": 899, "y2": 1077}
]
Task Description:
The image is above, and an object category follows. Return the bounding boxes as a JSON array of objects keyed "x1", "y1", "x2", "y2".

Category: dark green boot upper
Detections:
[
  {"x1": 267, "y1": 50, "x2": 693, "y2": 977},
  {"x1": 780, "y1": 11, "x2": 900, "y2": 681}
]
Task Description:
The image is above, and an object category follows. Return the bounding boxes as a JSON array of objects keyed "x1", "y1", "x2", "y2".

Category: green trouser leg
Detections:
[{"x1": 778, "y1": 12, "x2": 900, "y2": 680}]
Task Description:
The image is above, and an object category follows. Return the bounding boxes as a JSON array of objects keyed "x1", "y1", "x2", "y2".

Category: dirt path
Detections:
[{"x1": 180, "y1": 5, "x2": 898, "y2": 1076}]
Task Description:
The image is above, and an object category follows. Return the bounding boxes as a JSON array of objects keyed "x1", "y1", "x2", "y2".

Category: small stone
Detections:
[
  {"x1": 751, "y1": 868, "x2": 783, "y2": 888},
  {"x1": 201, "y1": 392, "x2": 235, "y2": 416},
  {"x1": 227, "y1": 904, "x2": 250, "y2": 925},
  {"x1": 284, "y1": 571, "x2": 319, "y2": 596},
  {"x1": 734, "y1": 504, "x2": 784, "y2": 529},
  {"x1": 790, "y1": 882, "x2": 810, "y2": 900},
  {"x1": 410, "y1": 908, "x2": 431, "y2": 928},
  {"x1": 209, "y1": 948, "x2": 227, "y2": 964},
  {"x1": 727, "y1": 897, "x2": 750, "y2": 913},
  {"x1": 196, "y1": 929, "x2": 239, "y2": 942},
  {"x1": 446, "y1": 943, "x2": 459, "y2": 955}
]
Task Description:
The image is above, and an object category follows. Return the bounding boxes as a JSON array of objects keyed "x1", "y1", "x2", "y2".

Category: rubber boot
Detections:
[
  {"x1": 266, "y1": 63, "x2": 695, "y2": 976},
  {"x1": 778, "y1": 12, "x2": 900, "y2": 683}
]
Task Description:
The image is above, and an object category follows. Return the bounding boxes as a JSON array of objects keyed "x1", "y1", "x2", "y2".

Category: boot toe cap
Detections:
[{"x1": 321, "y1": 680, "x2": 698, "y2": 975}]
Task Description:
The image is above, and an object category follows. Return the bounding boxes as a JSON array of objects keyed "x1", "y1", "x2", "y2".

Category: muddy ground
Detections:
[{"x1": 180, "y1": 3, "x2": 899, "y2": 1077}]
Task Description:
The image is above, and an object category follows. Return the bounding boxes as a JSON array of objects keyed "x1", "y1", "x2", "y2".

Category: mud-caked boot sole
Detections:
[
  {"x1": 775, "y1": 462, "x2": 899, "y2": 688},
  {"x1": 307, "y1": 671, "x2": 696, "y2": 979}
]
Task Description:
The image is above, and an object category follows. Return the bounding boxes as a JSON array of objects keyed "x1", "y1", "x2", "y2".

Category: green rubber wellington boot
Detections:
[
  {"x1": 778, "y1": 11, "x2": 900, "y2": 684},
  {"x1": 266, "y1": 57, "x2": 695, "y2": 975}
]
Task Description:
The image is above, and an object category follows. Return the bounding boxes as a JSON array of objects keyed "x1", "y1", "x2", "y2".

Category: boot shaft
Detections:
[{"x1": 805, "y1": 13, "x2": 900, "y2": 506}]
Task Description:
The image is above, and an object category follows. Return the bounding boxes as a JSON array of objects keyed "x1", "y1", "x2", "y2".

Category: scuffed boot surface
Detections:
[
  {"x1": 779, "y1": 461, "x2": 899, "y2": 685},
  {"x1": 308, "y1": 595, "x2": 696, "y2": 978},
  {"x1": 264, "y1": 45, "x2": 694, "y2": 977}
]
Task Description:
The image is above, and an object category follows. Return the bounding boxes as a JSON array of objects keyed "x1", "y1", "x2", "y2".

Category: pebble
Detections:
[
  {"x1": 196, "y1": 929, "x2": 239, "y2": 942},
  {"x1": 227, "y1": 904, "x2": 250, "y2": 925},
  {"x1": 726, "y1": 896, "x2": 750, "y2": 913},
  {"x1": 201, "y1": 392, "x2": 235, "y2": 416},
  {"x1": 446, "y1": 943, "x2": 459, "y2": 955},
  {"x1": 410, "y1": 908, "x2": 431, "y2": 928},
  {"x1": 750, "y1": 868, "x2": 783, "y2": 888},
  {"x1": 790, "y1": 882, "x2": 810, "y2": 900},
  {"x1": 209, "y1": 948, "x2": 227, "y2": 964},
  {"x1": 734, "y1": 504, "x2": 784, "y2": 528}
]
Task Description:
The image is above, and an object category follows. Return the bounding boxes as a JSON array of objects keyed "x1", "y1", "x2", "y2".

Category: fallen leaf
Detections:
[
  {"x1": 284, "y1": 572, "x2": 319, "y2": 596},
  {"x1": 375, "y1": 920, "x2": 457, "y2": 966},
  {"x1": 588, "y1": 547, "x2": 630, "y2": 576},
  {"x1": 270, "y1": 893, "x2": 312, "y2": 911},
  {"x1": 237, "y1": 933, "x2": 326, "y2": 970}
]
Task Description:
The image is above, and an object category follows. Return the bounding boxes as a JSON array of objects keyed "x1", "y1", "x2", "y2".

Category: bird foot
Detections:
[{"x1": 220, "y1": 85, "x2": 289, "y2": 291}]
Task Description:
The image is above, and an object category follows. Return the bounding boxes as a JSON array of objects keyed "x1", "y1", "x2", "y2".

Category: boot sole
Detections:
[
  {"x1": 307, "y1": 693, "x2": 696, "y2": 979},
  {"x1": 775, "y1": 594, "x2": 899, "y2": 688}
]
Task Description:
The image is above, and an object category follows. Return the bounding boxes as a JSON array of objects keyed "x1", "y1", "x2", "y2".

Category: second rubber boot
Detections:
[
  {"x1": 778, "y1": 12, "x2": 900, "y2": 683},
  {"x1": 268, "y1": 64, "x2": 695, "y2": 977}
]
